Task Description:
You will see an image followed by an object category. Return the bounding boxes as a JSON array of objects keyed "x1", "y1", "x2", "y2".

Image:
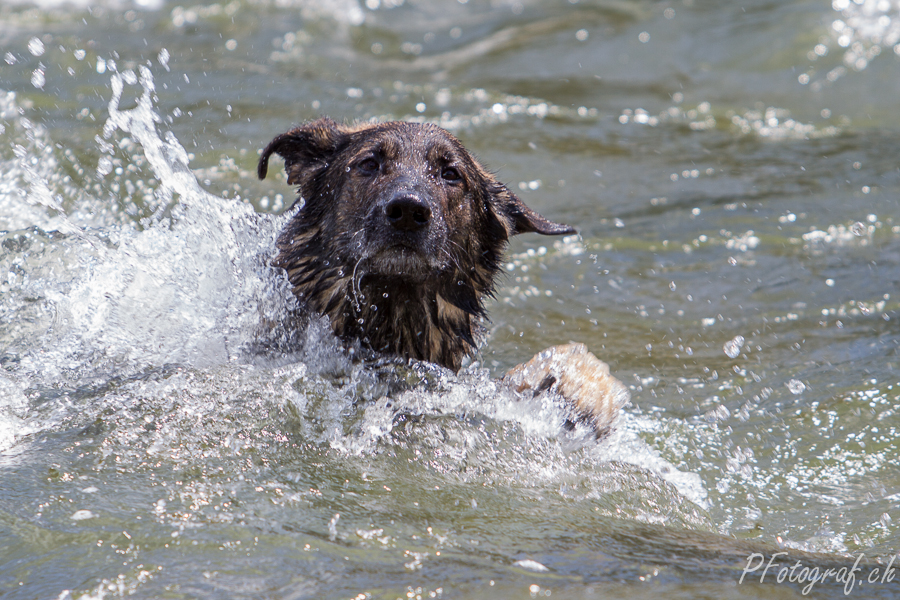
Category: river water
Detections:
[{"x1": 1, "y1": 1, "x2": 899, "y2": 598}]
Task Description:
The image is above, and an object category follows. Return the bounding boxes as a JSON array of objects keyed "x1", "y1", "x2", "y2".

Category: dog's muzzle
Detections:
[{"x1": 361, "y1": 188, "x2": 447, "y2": 277}]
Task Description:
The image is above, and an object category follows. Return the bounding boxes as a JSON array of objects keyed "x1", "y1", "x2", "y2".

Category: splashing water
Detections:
[
  {"x1": 4, "y1": 3, "x2": 900, "y2": 597},
  {"x1": 3, "y1": 67, "x2": 294, "y2": 391},
  {"x1": 0, "y1": 63, "x2": 706, "y2": 515}
]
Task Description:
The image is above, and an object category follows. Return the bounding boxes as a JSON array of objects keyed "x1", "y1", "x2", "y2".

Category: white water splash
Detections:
[
  {"x1": 326, "y1": 364, "x2": 709, "y2": 509},
  {"x1": 1, "y1": 62, "x2": 708, "y2": 528},
  {"x1": 4, "y1": 66, "x2": 295, "y2": 387}
]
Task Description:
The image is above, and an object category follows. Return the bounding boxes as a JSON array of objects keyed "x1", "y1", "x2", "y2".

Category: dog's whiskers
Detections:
[
  {"x1": 445, "y1": 240, "x2": 467, "y2": 272},
  {"x1": 441, "y1": 246, "x2": 463, "y2": 273},
  {"x1": 350, "y1": 226, "x2": 366, "y2": 251},
  {"x1": 351, "y1": 256, "x2": 366, "y2": 314}
]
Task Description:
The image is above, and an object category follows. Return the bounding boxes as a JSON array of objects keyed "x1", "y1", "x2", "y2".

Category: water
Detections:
[{"x1": 2, "y1": 0, "x2": 900, "y2": 598}]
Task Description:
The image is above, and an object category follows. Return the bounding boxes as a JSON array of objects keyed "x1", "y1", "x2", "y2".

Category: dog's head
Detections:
[
  {"x1": 259, "y1": 118, "x2": 574, "y2": 284},
  {"x1": 259, "y1": 117, "x2": 575, "y2": 369}
]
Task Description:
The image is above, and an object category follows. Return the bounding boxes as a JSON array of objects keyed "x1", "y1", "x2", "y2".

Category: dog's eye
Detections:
[
  {"x1": 441, "y1": 166, "x2": 462, "y2": 183},
  {"x1": 357, "y1": 158, "x2": 380, "y2": 175}
]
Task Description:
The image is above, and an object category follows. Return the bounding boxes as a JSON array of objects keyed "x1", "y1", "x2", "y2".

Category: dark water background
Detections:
[{"x1": 2, "y1": 0, "x2": 900, "y2": 598}]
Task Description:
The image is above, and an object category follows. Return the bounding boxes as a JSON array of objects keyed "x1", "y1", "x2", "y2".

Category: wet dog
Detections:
[{"x1": 258, "y1": 118, "x2": 627, "y2": 433}]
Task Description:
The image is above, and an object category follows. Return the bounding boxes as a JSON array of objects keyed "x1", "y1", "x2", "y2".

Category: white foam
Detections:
[
  {"x1": 327, "y1": 364, "x2": 709, "y2": 509},
  {"x1": 4, "y1": 67, "x2": 297, "y2": 385},
  {"x1": 0, "y1": 374, "x2": 30, "y2": 453}
]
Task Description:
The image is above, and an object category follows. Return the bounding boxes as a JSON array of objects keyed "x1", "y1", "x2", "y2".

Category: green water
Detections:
[{"x1": 1, "y1": 1, "x2": 900, "y2": 598}]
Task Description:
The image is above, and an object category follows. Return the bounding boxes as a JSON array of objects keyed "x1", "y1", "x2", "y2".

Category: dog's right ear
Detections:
[
  {"x1": 486, "y1": 182, "x2": 577, "y2": 237},
  {"x1": 257, "y1": 117, "x2": 347, "y2": 188}
]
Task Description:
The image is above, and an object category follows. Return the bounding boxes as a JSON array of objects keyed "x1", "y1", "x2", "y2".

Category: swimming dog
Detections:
[{"x1": 258, "y1": 118, "x2": 626, "y2": 433}]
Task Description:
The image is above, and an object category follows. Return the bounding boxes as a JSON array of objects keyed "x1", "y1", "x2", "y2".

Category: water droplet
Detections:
[
  {"x1": 382, "y1": 292, "x2": 389, "y2": 298},
  {"x1": 850, "y1": 221, "x2": 866, "y2": 236},
  {"x1": 357, "y1": 318, "x2": 365, "y2": 325},
  {"x1": 723, "y1": 335, "x2": 745, "y2": 359},
  {"x1": 74, "y1": 49, "x2": 85, "y2": 60},
  {"x1": 786, "y1": 379, "x2": 806, "y2": 395},
  {"x1": 27, "y1": 37, "x2": 45, "y2": 57},
  {"x1": 30, "y1": 67, "x2": 45, "y2": 89},
  {"x1": 370, "y1": 305, "x2": 378, "y2": 311},
  {"x1": 669, "y1": 281, "x2": 677, "y2": 291},
  {"x1": 5, "y1": 52, "x2": 17, "y2": 65},
  {"x1": 96, "y1": 156, "x2": 113, "y2": 176}
]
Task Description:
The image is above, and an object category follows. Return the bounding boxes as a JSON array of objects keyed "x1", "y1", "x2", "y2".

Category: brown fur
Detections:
[
  {"x1": 259, "y1": 118, "x2": 626, "y2": 432},
  {"x1": 258, "y1": 118, "x2": 573, "y2": 371}
]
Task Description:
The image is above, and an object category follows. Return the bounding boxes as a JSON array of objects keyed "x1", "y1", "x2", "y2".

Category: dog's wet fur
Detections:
[
  {"x1": 259, "y1": 118, "x2": 573, "y2": 371},
  {"x1": 259, "y1": 117, "x2": 627, "y2": 432}
]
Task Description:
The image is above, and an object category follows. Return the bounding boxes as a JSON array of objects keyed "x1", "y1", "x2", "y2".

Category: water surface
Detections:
[{"x1": 1, "y1": 1, "x2": 900, "y2": 598}]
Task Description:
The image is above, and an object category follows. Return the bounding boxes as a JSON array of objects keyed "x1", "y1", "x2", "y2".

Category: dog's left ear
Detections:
[
  {"x1": 257, "y1": 117, "x2": 348, "y2": 189},
  {"x1": 489, "y1": 183, "x2": 576, "y2": 237}
]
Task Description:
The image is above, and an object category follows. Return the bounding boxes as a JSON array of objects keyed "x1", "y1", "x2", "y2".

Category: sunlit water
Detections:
[{"x1": 2, "y1": 1, "x2": 900, "y2": 599}]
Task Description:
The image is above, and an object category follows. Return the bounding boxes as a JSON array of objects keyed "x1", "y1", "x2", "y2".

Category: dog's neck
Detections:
[
  {"x1": 274, "y1": 224, "x2": 496, "y2": 371},
  {"x1": 338, "y1": 275, "x2": 482, "y2": 371}
]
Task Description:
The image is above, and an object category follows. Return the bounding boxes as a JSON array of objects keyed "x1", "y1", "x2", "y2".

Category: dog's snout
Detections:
[{"x1": 384, "y1": 196, "x2": 432, "y2": 232}]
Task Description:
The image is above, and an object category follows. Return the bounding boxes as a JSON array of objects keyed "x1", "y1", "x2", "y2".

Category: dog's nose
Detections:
[{"x1": 384, "y1": 196, "x2": 432, "y2": 232}]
